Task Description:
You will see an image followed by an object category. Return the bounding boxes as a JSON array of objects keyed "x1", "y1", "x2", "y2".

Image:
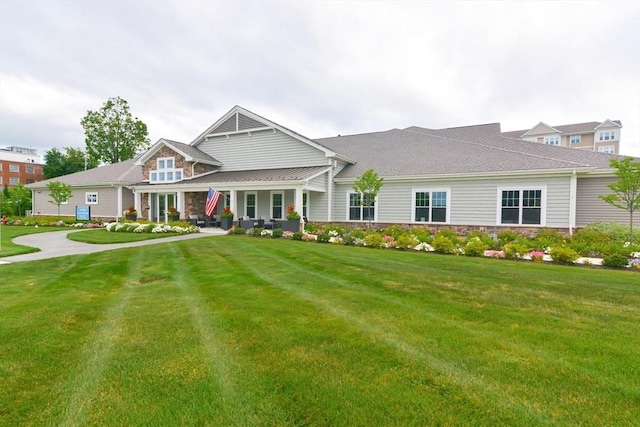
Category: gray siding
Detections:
[
  {"x1": 308, "y1": 173, "x2": 327, "y2": 189},
  {"x1": 576, "y1": 176, "x2": 640, "y2": 226},
  {"x1": 32, "y1": 186, "x2": 130, "y2": 219},
  {"x1": 199, "y1": 129, "x2": 328, "y2": 172},
  {"x1": 308, "y1": 191, "x2": 329, "y2": 222},
  {"x1": 333, "y1": 176, "x2": 572, "y2": 227}
]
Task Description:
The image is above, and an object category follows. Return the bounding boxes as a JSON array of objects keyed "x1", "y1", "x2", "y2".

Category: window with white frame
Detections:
[
  {"x1": 85, "y1": 192, "x2": 98, "y2": 204},
  {"x1": 598, "y1": 145, "x2": 615, "y2": 154},
  {"x1": 499, "y1": 188, "x2": 544, "y2": 225},
  {"x1": 9, "y1": 164, "x2": 19, "y2": 172},
  {"x1": 598, "y1": 131, "x2": 615, "y2": 141},
  {"x1": 9, "y1": 177, "x2": 19, "y2": 185},
  {"x1": 413, "y1": 189, "x2": 449, "y2": 223},
  {"x1": 570, "y1": 135, "x2": 581, "y2": 144},
  {"x1": 544, "y1": 136, "x2": 560, "y2": 146},
  {"x1": 245, "y1": 193, "x2": 257, "y2": 218},
  {"x1": 149, "y1": 157, "x2": 183, "y2": 183},
  {"x1": 271, "y1": 192, "x2": 283, "y2": 219},
  {"x1": 302, "y1": 192, "x2": 308, "y2": 218},
  {"x1": 348, "y1": 192, "x2": 375, "y2": 221}
]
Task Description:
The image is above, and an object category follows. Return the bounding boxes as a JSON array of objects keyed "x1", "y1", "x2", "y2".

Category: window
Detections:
[
  {"x1": 26, "y1": 165, "x2": 35, "y2": 174},
  {"x1": 544, "y1": 136, "x2": 560, "y2": 146},
  {"x1": 348, "y1": 192, "x2": 375, "y2": 221},
  {"x1": 302, "y1": 192, "x2": 308, "y2": 218},
  {"x1": 570, "y1": 135, "x2": 581, "y2": 144},
  {"x1": 598, "y1": 145, "x2": 615, "y2": 154},
  {"x1": 10, "y1": 177, "x2": 19, "y2": 185},
  {"x1": 599, "y1": 131, "x2": 615, "y2": 141},
  {"x1": 245, "y1": 193, "x2": 257, "y2": 218},
  {"x1": 498, "y1": 188, "x2": 544, "y2": 225},
  {"x1": 9, "y1": 164, "x2": 19, "y2": 172},
  {"x1": 149, "y1": 157, "x2": 183, "y2": 183},
  {"x1": 271, "y1": 192, "x2": 283, "y2": 219},
  {"x1": 413, "y1": 190, "x2": 449, "y2": 223},
  {"x1": 26, "y1": 179, "x2": 35, "y2": 184},
  {"x1": 85, "y1": 192, "x2": 98, "y2": 204}
]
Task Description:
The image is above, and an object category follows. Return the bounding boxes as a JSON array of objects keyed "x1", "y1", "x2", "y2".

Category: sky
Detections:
[{"x1": 1, "y1": 0, "x2": 639, "y2": 159}]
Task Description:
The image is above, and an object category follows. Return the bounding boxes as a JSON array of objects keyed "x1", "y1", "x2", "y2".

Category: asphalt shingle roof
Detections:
[
  {"x1": 27, "y1": 159, "x2": 141, "y2": 188},
  {"x1": 502, "y1": 120, "x2": 622, "y2": 138},
  {"x1": 178, "y1": 166, "x2": 330, "y2": 185}
]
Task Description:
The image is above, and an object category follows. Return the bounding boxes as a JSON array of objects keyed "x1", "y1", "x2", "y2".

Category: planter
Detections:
[
  {"x1": 220, "y1": 217, "x2": 234, "y2": 230},
  {"x1": 281, "y1": 219, "x2": 301, "y2": 233},
  {"x1": 125, "y1": 215, "x2": 137, "y2": 221},
  {"x1": 168, "y1": 215, "x2": 180, "y2": 222}
]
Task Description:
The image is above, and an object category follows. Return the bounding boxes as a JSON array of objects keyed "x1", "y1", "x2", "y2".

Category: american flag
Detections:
[{"x1": 205, "y1": 187, "x2": 220, "y2": 217}]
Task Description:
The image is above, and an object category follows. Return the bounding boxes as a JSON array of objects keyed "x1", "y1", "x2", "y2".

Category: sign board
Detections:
[{"x1": 76, "y1": 206, "x2": 91, "y2": 221}]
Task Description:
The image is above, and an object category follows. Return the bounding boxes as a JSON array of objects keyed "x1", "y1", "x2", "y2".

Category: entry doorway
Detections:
[{"x1": 151, "y1": 193, "x2": 176, "y2": 222}]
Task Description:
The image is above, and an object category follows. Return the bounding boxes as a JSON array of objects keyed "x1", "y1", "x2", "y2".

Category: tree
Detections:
[
  {"x1": 43, "y1": 147, "x2": 98, "y2": 179},
  {"x1": 353, "y1": 168, "x2": 384, "y2": 228},
  {"x1": 0, "y1": 184, "x2": 32, "y2": 216},
  {"x1": 599, "y1": 157, "x2": 640, "y2": 242},
  {"x1": 47, "y1": 181, "x2": 73, "y2": 218},
  {"x1": 80, "y1": 96, "x2": 150, "y2": 165}
]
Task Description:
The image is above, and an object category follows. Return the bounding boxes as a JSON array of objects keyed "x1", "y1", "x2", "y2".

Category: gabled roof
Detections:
[
  {"x1": 160, "y1": 166, "x2": 330, "y2": 186},
  {"x1": 190, "y1": 105, "x2": 354, "y2": 164},
  {"x1": 27, "y1": 159, "x2": 141, "y2": 188},
  {"x1": 520, "y1": 122, "x2": 561, "y2": 137},
  {"x1": 135, "y1": 138, "x2": 221, "y2": 166},
  {"x1": 317, "y1": 125, "x2": 625, "y2": 179},
  {"x1": 503, "y1": 120, "x2": 623, "y2": 138}
]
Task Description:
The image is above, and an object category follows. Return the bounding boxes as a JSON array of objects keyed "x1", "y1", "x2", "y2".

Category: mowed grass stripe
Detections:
[{"x1": 217, "y1": 239, "x2": 556, "y2": 424}]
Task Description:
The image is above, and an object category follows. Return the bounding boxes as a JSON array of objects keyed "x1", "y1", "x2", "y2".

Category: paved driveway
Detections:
[{"x1": 0, "y1": 228, "x2": 226, "y2": 264}]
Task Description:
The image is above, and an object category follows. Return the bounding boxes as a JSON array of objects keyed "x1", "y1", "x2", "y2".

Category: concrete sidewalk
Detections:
[{"x1": 0, "y1": 228, "x2": 227, "y2": 264}]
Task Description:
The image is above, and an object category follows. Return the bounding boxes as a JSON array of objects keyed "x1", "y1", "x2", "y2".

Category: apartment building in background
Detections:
[
  {"x1": 0, "y1": 146, "x2": 44, "y2": 186},
  {"x1": 502, "y1": 119, "x2": 622, "y2": 154}
]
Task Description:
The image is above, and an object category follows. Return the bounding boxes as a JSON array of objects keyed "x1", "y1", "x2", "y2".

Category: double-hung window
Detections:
[
  {"x1": 85, "y1": 192, "x2": 98, "y2": 204},
  {"x1": 271, "y1": 192, "x2": 283, "y2": 219},
  {"x1": 9, "y1": 164, "x2": 19, "y2": 172},
  {"x1": 348, "y1": 192, "x2": 375, "y2": 221},
  {"x1": 498, "y1": 188, "x2": 544, "y2": 225},
  {"x1": 245, "y1": 193, "x2": 257, "y2": 218},
  {"x1": 413, "y1": 189, "x2": 449, "y2": 223},
  {"x1": 150, "y1": 157, "x2": 183, "y2": 183},
  {"x1": 599, "y1": 131, "x2": 615, "y2": 141},
  {"x1": 570, "y1": 135, "x2": 581, "y2": 144},
  {"x1": 598, "y1": 146, "x2": 615, "y2": 154}
]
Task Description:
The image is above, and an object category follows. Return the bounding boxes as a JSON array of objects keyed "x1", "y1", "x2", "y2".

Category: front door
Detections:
[{"x1": 151, "y1": 193, "x2": 176, "y2": 222}]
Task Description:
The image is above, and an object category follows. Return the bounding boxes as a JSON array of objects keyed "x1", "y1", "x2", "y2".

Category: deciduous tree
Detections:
[
  {"x1": 81, "y1": 96, "x2": 150, "y2": 165},
  {"x1": 353, "y1": 169, "x2": 384, "y2": 228},
  {"x1": 599, "y1": 157, "x2": 640, "y2": 242},
  {"x1": 43, "y1": 147, "x2": 98, "y2": 179},
  {"x1": 47, "y1": 181, "x2": 73, "y2": 218}
]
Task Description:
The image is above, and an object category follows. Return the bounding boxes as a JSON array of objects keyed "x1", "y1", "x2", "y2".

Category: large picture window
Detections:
[
  {"x1": 499, "y1": 188, "x2": 544, "y2": 225},
  {"x1": 150, "y1": 157, "x2": 183, "y2": 183},
  {"x1": 348, "y1": 192, "x2": 375, "y2": 221},
  {"x1": 413, "y1": 189, "x2": 449, "y2": 223}
]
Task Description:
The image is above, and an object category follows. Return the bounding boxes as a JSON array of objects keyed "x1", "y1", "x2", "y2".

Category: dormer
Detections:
[
  {"x1": 135, "y1": 138, "x2": 222, "y2": 183},
  {"x1": 594, "y1": 119, "x2": 622, "y2": 142}
]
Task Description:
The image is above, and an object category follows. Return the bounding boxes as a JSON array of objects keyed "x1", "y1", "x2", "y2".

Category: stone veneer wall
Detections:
[
  {"x1": 142, "y1": 147, "x2": 189, "y2": 181},
  {"x1": 184, "y1": 192, "x2": 209, "y2": 218}
]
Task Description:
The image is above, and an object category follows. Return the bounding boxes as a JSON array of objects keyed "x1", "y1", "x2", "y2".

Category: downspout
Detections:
[{"x1": 569, "y1": 170, "x2": 577, "y2": 236}]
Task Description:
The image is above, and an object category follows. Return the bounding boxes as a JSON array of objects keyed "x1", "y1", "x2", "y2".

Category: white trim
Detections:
[
  {"x1": 85, "y1": 192, "x2": 98, "y2": 205},
  {"x1": 244, "y1": 192, "x2": 257, "y2": 219},
  {"x1": 270, "y1": 191, "x2": 284, "y2": 219},
  {"x1": 496, "y1": 186, "x2": 547, "y2": 226},
  {"x1": 346, "y1": 190, "x2": 378, "y2": 222},
  {"x1": 411, "y1": 188, "x2": 451, "y2": 224}
]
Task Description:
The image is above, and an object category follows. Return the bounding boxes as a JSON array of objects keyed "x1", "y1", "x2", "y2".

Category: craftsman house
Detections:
[{"x1": 28, "y1": 106, "x2": 638, "y2": 234}]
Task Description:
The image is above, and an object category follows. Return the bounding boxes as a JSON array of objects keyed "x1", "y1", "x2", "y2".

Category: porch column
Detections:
[
  {"x1": 117, "y1": 186, "x2": 123, "y2": 220},
  {"x1": 133, "y1": 190, "x2": 141, "y2": 219},
  {"x1": 295, "y1": 186, "x2": 304, "y2": 227},
  {"x1": 569, "y1": 171, "x2": 577, "y2": 236},
  {"x1": 177, "y1": 191, "x2": 184, "y2": 219},
  {"x1": 230, "y1": 190, "x2": 237, "y2": 220}
]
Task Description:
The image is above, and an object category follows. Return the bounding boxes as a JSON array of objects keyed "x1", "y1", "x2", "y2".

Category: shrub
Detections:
[
  {"x1": 316, "y1": 232, "x2": 331, "y2": 243},
  {"x1": 231, "y1": 227, "x2": 246, "y2": 235},
  {"x1": 272, "y1": 229, "x2": 284, "y2": 238},
  {"x1": 410, "y1": 227, "x2": 432, "y2": 243},
  {"x1": 380, "y1": 225, "x2": 408, "y2": 240},
  {"x1": 364, "y1": 233, "x2": 383, "y2": 248},
  {"x1": 252, "y1": 227, "x2": 264, "y2": 236},
  {"x1": 435, "y1": 228, "x2": 460, "y2": 244},
  {"x1": 497, "y1": 230, "x2": 520, "y2": 247},
  {"x1": 432, "y1": 236, "x2": 456, "y2": 254},
  {"x1": 464, "y1": 238, "x2": 489, "y2": 257},
  {"x1": 502, "y1": 242, "x2": 529, "y2": 260},
  {"x1": 602, "y1": 253, "x2": 630, "y2": 268},
  {"x1": 396, "y1": 234, "x2": 419, "y2": 250},
  {"x1": 292, "y1": 232, "x2": 303, "y2": 240},
  {"x1": 465, "y1": 231, "x2": 495, "y2": 248},
  {"x1": 531, "y1": 229, "x2": 565, "y2": 250},
  {"x1": 585, "y1": 221, "x2": 640, "y2": 243},
  {"x1": 549, "y1": 246, "x2": 579, "y2": 265}
]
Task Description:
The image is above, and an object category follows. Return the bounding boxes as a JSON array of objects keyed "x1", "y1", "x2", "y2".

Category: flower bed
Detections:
[
  {"x1": 105, "y1": 221, "x2": 200, "y2": 234},
  {"x1": 228, "y1": 222, "x2": 640, "y2": 271}
]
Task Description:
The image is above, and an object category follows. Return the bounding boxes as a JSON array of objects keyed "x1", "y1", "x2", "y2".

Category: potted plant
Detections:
[
  {"x1": 282, "y1": 204, "x2": 302, "y2": 233},
  {"x1": 124, "y1": 206, "x2": 137, "y2": 221},
  {"x1": 220, "y1": 207, "x2": 234, "y2": 230},
  {"x1": 167, "y1": 206, "x2": 180, "y2": 221}
]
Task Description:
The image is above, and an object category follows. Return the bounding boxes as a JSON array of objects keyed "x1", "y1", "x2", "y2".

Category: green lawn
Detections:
[
  {"x1": 67, "y1": 228, "x2": 183, "y2": 244},
  {"x1": 0, "y1": 226, "x2": 68, "y2": 257},
  {"x1": 1, "y1": 237, "x2": 638, "y2": 426}
]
